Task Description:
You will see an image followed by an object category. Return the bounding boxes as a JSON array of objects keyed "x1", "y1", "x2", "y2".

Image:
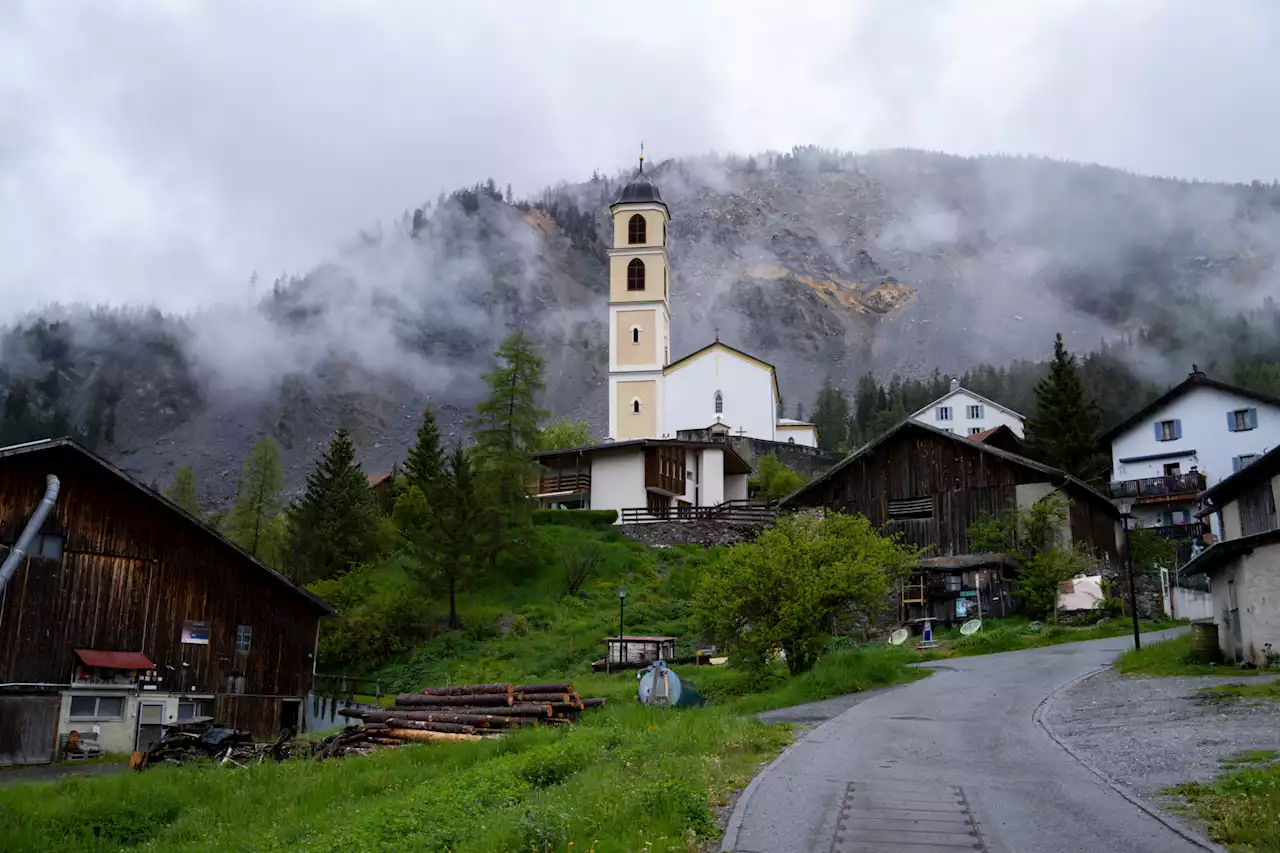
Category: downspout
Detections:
[{"x1": 0, "y1": 475, "x2": 61, "y2": 596}]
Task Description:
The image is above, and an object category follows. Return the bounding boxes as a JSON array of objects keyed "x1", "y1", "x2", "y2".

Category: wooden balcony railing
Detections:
[
  {"x1": 1106, "y1": 472, "x2": 1206, "y2": 500},
  {"x1": 534, "y1": 472, "x2": 591, "y2": 494},
  {"x1": 619, "y1": 500, "x2": 778, "y2": 525},
  {"x1": 1137, "y1": 521, "x2": 1208, "y2": 542}
]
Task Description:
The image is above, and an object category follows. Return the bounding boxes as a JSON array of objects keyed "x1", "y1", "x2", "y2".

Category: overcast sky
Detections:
[{"x1": 3, "y1": 1, "x2": 1278, "y2": 318}]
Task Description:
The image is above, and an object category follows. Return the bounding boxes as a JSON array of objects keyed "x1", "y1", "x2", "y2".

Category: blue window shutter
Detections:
[
  {"x1": 1154, "y1": 422, "x2": 1163, "y2": 441},
  {"x1": 1249, "y1": 408, "x2": 1258, "y2": 429},
  {"x1": 1233, "y1": 456, "x2": 1242, "y2": 473},
  {"x1": 1227, "y1": 411, "x2": 1238, "y2": 432},
  {"x1": 1173, "y1": 419, "x2": 1182, "y2": 439}
]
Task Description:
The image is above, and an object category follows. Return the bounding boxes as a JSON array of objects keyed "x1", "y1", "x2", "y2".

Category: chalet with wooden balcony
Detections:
[
  {"x1": 531, "y1": 438, "x2": 755, "y2": 523},
  {"x1": 781, "y1": 419, "x2": 1122, "y2": 624}
]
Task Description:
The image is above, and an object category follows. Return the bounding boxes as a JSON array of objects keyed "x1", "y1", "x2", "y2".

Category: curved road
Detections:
[{"x1": 724, "y1": 630, "x2": 1213, "y2": 853}]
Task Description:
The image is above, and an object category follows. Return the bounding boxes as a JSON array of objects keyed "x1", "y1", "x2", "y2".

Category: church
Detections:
[
  {"x1": 530, "y1": 157, "x2": 818, "y2": 521},
  {"x1": 604, "y1": 158, "x2": 817, "y2": 447}
]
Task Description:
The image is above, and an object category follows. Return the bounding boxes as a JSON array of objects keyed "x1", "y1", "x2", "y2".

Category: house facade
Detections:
[
  {"x1": 1183, "y1": 443, "x2": 1280, "y2": 665},
  {"x1": 910, "y1": 380, "x2": 1026, "y2": 439},
  {"x1": 0, "y1": 440, "x2": 332, "y2": 766},
  {"x1": 1104, "y1": 369, "x2": 1280, "y2": 544},
  {"x1": 532, "y1": 438, "x2": 752, "y2": 522},
  {"x1": 782, "y1": 420, "x2": 1121, "y2": 625}
]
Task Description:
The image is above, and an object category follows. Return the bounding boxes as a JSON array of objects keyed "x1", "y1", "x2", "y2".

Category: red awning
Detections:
[{"x1": 74, "y1": 649, "x2": 155, "y2": 670}]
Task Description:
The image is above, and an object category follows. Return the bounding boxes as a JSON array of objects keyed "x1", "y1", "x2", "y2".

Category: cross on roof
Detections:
[{"x1": 735, "y1": 426, "x2": 747, "y2": 437}]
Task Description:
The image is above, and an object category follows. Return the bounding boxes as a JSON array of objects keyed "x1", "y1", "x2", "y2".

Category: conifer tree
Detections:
[
  {"x1": 285, "y1": 427, "x2": 380, "y2": 584},
  {"x1": 402, "y1": 406, "x2": 445, "y2": 498},
  {"x1": 225, "y1": 437, "x2": 285, "y2": 559},
  {"x1": 165, "y1": 466, "x2": 200, "y2": 515},
  {"x1": 1023, "y1": 334, "x2": 1106, "y2": 481},
  {"x1": 810, "y1": 376, "x2": 850, "y2": 452}
]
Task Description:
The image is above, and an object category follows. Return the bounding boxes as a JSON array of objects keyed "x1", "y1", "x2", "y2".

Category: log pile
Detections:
[{"x1": 334, "y1": 682, "x2": 607, "y2": 746}]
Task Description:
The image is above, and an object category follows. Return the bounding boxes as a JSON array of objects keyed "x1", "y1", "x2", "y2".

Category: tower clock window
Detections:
[
  {"x1": 627, "y1": 258, "x2": 645, "y2": 291},
  {"x1": 628, "y1": 214, "x2": 646, "y2": 244}
]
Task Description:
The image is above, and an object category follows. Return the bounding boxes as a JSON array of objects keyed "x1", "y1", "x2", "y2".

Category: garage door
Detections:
[{"x1": 0, "y1": 694, "x2": 59, "y2": 766}]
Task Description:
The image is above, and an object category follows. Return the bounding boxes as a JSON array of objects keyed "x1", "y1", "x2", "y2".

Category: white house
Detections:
[
  {"x1": 909, "y1": 380, "x2": 1025, "y2": 439},
  {"x1": 1183, "y1": 442, "x2": 1280, "y2": 665},
  {"x1": 531, "y1": 439, "x2": 752, "y2": 521},
  {"x1": 1103, "y1": 368, "x2": 1280, "y2": 537},
  {"x1": 604, "y1": 156, "x2": 808, "y2": 448}
]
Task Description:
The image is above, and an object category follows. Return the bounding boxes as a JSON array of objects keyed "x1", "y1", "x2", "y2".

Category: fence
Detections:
[{"x1": 619, "y1": 499, "x2": 778, "y2": 526}]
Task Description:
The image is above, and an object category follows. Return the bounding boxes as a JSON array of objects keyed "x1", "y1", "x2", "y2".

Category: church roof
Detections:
[
  {"x1": 664, "y1": 340, "x2": 781, "y2": 402},
  {"x1": 776, "y1": 418, "x2": 815, "y2": 428},
  {"x1": 611, "y1": 168, "x2": 668, "y2": 214}
]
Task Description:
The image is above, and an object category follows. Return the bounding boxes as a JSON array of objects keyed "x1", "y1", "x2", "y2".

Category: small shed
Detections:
[{"x1": 604, "y1": 636, "x2": 676, "y2": 667}]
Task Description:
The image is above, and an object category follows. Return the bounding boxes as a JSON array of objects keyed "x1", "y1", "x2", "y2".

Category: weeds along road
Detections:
[{"x1": 724, "y1": 629, "x2": 1214, "y2": 853}]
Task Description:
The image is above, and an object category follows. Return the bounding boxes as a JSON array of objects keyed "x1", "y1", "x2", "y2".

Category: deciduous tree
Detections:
[
  {"x1": 165, "y1": 466, "x2": 200, "y2": 515},
  {"x1": 536, "y1": 417, "x2": 592, "y2": 451},
  {"x1": 225, "y1": 437, "x2": 285, "y2": 560}
]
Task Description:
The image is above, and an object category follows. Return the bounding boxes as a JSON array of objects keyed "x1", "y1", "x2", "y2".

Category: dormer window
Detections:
[
  {"x1": 628, "y1": 214, "x2": 646, "y2": 244},
  {"x1": 714, "y1": 390, "x2": 723, "y2": 414},
  {"x1": 627, "y1": 258, "x2": 645, "y2": 291}
]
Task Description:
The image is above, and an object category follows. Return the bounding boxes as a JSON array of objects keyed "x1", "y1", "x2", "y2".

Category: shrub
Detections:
[{"x1": 532, "y1": 509, "x2": 618, "y2": 528}]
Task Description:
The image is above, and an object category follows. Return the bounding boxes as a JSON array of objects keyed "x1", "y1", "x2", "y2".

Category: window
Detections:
[
  {"x1": 1233, "y1": 454, "x2": 1260, "y2": 473},
  {"x1": 968, "y1": 427, "x2": 983, "y2": 436},
  {"x1": 627, "y1": 213, "x2": 646, "y2": 244},
  {"x1": 1228, "y1": 408, "x2": 1258, "y2": 432},
  {"x1": 714, "y1": 390, "x2": 723, "y2": 414},
  {"x1": 630, "y1": 326, "x2": 640, "y2": 345},
  {"x1": 235, "y1": 624, "x2": 252, "y2": 654},
  {"x1": 177, "y1": 699, "x2": 214, "y2": 720},
  {"x1": 944, "y1": 574, "x2": 962, "y2": 593},
  {"x1": 966, "y1": 405, "x2": 984, "y2": 419},
  {"x1": 788, "y1": 437, "x2": 795, "y2": 444},
  {"x1": 936, "y1": 406, "x2": 952, "y2": 421},
  {"x1": 646, "y1": 491, "x2": 668, "y2": 518},
  {"x1": 68, "y1": 694, "x2": 125, "y2": 720},
  {"x1": 627, "y1": 258, "x2": 645, "y2": 291},
  {"x1": 887, "y1": 496, "x2": 933, "y2": 521},
  {"x1": 631, "y1": 398, "x2": 641, "y2": 415},
  {"x1": 33, "y1": 533, "x2": 62, "y2": 561},
  {"x1": 1155, "y1": 419, "x2": 1181, "y2": 441}
]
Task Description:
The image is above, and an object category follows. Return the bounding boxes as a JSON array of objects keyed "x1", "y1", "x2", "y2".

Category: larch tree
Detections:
[
  {"x1": 536, "y1": 416, "x2": 592, "y2": 451},
  {"x1": 1023, "y1": 334, "x2": 1106, "y2": 481},
  {"x1": 285, "y1": 427, "x2": 380, "y2": 584},
  {"x1": 225, "y1": 436, "x2": 285, "y2": 560},
  {"x1": 165, "y1": 466, "x2": 200, "y2": 515}
]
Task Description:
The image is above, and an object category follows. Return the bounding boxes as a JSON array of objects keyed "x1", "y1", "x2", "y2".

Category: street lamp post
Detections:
[
  {"x1": 619, "y1": 589, "x2": 627, "y2": 670},
  {"x1": 1119, "y1": 500, "x2": 1141, "y2": 651}
]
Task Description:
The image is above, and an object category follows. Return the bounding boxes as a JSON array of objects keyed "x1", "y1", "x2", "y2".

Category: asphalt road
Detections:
[{"x1": 724, "y1": 629, "x2": 1215, "y2": 853}]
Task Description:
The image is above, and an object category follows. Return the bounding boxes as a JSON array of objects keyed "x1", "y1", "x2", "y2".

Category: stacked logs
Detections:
[{"x1": 337, "y1": 682, "x2": 607, "y2": 744}]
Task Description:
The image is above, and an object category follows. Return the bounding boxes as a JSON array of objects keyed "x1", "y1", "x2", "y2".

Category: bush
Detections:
[{"x1": 531, "y1": 509, "x2": 618, "y2": 528}]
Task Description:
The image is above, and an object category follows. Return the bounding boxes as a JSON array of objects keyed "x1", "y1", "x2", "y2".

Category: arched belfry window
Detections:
[
  {"x1": 714, "y1": 390, "x2": 724, "y2": 414},
  {"x1": 630, "y1": 326, "x2": 640, "y2": 344},
  {"x1": 628, "y1": 214, "x2": 646, "y2": 245},
  {"x1": 627, "y1": 258, "x2": 645, "y2": 291},
  {"x1": 631, "y1": 398, "x2": 642, "y2": 414}
]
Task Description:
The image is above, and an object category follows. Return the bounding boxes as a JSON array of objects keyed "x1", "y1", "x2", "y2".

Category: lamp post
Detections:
[
  {"x1": 618, "y1": 589, "x2": 627, "y2": 669},
  {"x1": 1119, "y1": 500, "x2": 1141, "y2": 651}
]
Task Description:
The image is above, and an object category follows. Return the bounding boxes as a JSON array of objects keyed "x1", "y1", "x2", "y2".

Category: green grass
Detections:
[
  {"x1": 1117, "y1": 633, "x2": 1266, "y2": 678},
  {"x1": 0, "y1": 702, "x2": 790, "y2": 853},
  {"x1": 1200, "y1": 681, "x2": 1280, "y2": 701},
  {"x1": 1219, "y1": 750, "x2": 1280, "y2": 767},
  {"x1": 1170, "y1": 758, "x2": 1280, "y2": 851},
  {"x1": 911, "y1": 616, "x2": 1180, "y2": 661}
]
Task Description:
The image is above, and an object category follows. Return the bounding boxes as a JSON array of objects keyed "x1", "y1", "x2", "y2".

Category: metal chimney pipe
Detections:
[{"x1": 0, "y1": 475, "x2": 61, "y2": 595}]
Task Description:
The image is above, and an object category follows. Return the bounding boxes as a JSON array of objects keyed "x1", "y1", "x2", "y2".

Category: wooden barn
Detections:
[
  {"x1": 782, "y1": 421, "x2": 1122, "y2": 624},
  {"x1": 0, "y1": 439, "x2": 332, "y2": 766}
]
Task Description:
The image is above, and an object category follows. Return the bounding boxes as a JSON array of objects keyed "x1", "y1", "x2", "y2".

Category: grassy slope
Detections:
[
  {"x1": 1170, "y1": 752, "x2": 1280, "y2": 851},
  {"x1": 916, "y1": 615, "x2": 1181, "y2": 661},
  {"x1": 1116, "y1": 633, "x2": 1268, "y2": 678}
]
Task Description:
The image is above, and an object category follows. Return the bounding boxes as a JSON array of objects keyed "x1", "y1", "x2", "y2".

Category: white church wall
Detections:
[
  {"x1": 589, "y1": 451, "x2": 645, "y2": 516},
  {"x1": 912, "y1": 389, "x2": 1024, "y2": 438},
  {"x1": 664, "y1": 351, "x2": 776, "y2": 441}
]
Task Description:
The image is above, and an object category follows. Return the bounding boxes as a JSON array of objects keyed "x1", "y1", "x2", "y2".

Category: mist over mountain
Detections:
[{"x1": 4, "y1": 146, "x2": 1280, "y2": 504}]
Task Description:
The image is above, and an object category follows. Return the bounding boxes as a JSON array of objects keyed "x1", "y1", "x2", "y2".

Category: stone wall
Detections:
[{"x1": 618, "y1": 520, "x2": 764, "y2": 549}]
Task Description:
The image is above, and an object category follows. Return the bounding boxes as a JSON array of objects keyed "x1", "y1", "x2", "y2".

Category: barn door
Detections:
[
  {"x1": 0, "y1": 694, "x2": 59, "y2": 766},
  {"x1": 135, "y1": 702, "x2": 165, "y2": 753}
]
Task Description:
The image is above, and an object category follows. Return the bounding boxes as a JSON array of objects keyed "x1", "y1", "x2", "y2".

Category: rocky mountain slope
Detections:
[{"x1": 3, "y1": 148, "x2": 1278, "y2": 504}]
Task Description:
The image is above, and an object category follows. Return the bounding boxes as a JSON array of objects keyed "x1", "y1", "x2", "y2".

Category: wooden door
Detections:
[{"x1": 0, "y1": 694, "x2": 58, "y2": 766}]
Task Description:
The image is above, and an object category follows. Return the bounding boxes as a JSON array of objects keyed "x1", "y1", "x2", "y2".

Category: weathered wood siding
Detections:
[
  {"x1": 1068, "y1": 489, "x2": 1121, "y2": 567},
  {"x1": 1237, "y1": 481, "x2": 1278, "y2": 537},
  {"x1": 0, "y1": 446, "x2": 324, "y2": 733}
]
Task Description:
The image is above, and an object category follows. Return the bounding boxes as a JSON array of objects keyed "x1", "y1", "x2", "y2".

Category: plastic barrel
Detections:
[{"x1": 1190, "y1": 621, "x2": 1220, "y2": 663}]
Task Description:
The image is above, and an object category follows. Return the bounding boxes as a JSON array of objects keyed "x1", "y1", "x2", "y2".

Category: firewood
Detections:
[
  {"x1": 548, "y1": 702, "x2": 584, "y2": 714},
  {"x1": 581, "y1": 698, "x2": 607, "y2": 708},
  {"x1": 396, "y1": 693, "x2": 513, "y2": 707},
  {"x1": 413, "y1": 703, "x2": 550, "y2": 717},
  {"x1": 514, "y1": 682, "x2": 573, "y2": 694},
  {"x1": 383, "y1": 718, "x2": 475, "y2": 735},
  {"x1": 420, "y1": 683, "x2": 512, "y2": 696},
  {"x1": 356, "y1": 709, "x2": 526, "y2": 728},
  {"x1": 384, "y1": 728, "x2": 483, "y2": 743},
  {"x1": 513, "y1": 693, "x2": 569, "y2": 704}
]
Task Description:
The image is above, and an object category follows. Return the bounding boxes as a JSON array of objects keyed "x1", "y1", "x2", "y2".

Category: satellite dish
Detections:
[
  {"x1": 960, "y1": 619, "x2": 983, "y2": 636},
  {"x1": 889, "y1": 628, "x2": 909, "y2": 646}
]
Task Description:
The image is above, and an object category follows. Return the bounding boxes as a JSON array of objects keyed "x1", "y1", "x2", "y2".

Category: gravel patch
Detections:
[{"x1": 1043, "y1": 669, "x2": 1280, "y2": 798}]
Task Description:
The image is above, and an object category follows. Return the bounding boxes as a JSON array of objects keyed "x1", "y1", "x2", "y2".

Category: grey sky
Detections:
[{"x1": 3, "y1": 1, "x2": 1278, "y2": 318}]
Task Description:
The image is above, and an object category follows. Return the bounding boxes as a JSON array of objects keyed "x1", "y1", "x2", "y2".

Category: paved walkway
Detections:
[{"x1": 724, "y1": 629, "x2": 1218, "y2": 853}]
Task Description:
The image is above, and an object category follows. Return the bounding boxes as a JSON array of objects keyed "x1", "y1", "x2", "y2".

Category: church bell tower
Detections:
[{"x1": 607, "y1": 150, "x2": 671, "y2": 440}]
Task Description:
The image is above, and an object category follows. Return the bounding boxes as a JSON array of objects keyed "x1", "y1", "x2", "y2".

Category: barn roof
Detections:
[{"x1": 0, "y1": 438, "x2": 334, "y2": 616}]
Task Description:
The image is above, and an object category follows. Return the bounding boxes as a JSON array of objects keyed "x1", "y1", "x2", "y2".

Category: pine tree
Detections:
[
  {"x1": 285, "y1": 427, "x2": 380, "y2": 584},
  {"x1": 402, "y1": 406, "x2": 445, "y2": 498},
  {"x1": 1023, "y1": 334, "x2": 1106, "y2": 481},
  {"x1": 225, "y1": 437, "x2": 285, "y2": 559},
  {"x1": 165, "y1": 466, "x2": 200, "y2": 515},
  {"x1": 810, "y1": 377, "x2": 850, "y2": 452}
]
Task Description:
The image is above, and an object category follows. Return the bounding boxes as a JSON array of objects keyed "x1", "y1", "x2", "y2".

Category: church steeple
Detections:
[{"x1": 606, "y1": 150, "x2": 671, "y2": 441}]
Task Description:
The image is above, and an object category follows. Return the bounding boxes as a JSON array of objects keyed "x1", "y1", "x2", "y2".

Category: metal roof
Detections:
[{"x1": 75, "y1": 649, "x2": 155, "y2": 670}]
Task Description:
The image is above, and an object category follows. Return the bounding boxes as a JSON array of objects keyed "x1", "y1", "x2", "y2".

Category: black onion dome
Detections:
[{"x1": 611, "y1": 169, "x2": 668, "y2": 214}]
